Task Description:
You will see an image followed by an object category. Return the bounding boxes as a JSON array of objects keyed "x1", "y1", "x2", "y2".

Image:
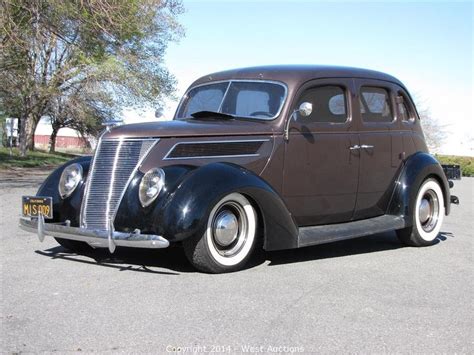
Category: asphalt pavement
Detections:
[{"x1": 1, "y1": 171, "x2": 473, "y2": 354}]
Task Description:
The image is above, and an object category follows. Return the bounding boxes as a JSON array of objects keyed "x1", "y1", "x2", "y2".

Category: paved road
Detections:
[{"x1": 1, "y1": 173, "x2": 473, "y2": 354}]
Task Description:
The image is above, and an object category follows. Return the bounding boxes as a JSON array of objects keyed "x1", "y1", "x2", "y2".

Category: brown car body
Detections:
[
  {"x1": 21, "y1": 65, "x2": 455, "y2": 272},
  {"x1": 110, "y1": 65, "x2": 435, "y2": 224}
]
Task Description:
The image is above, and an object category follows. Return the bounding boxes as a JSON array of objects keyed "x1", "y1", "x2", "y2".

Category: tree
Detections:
[
  {"x1": 0, "y1": 0, "x2": 183, "y2": 156},
  {"x1": 45, "y1": 92, "x2": 106, "y2": 153},
  {"x1": 414, "y1": 97, "x2": 447, "y2": 153}
]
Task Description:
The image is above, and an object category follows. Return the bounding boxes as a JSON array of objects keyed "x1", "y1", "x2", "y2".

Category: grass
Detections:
[
  {"x1": 1, "y1": 146, "x2": 472, "y2": 177},
  {"x1": 435, "y1": 154, "x2": 474, "y2": 177},
  {"x1": 0, "y1": 147, "x2": 76, "y2": 169}
]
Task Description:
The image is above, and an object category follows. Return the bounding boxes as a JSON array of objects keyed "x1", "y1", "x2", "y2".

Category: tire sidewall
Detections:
[
  {"x1": 414, "y1": 179, "x2": 445, "y2": 242},
  {"x1": 204, "y1": 193, "x2": 257, "y2": 269}
]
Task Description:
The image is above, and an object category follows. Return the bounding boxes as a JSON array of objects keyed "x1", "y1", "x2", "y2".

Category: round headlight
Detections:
[
  {"x1": 59, "y1": 163, "x2": 83, "y2": 198},
  {"x1": 139, "y1": 168, "x2": 165, "y2": 207}
]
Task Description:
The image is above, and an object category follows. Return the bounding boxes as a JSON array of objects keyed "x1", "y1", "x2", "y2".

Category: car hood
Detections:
[{"x1": 104, "y1": 119, "x2": 276, "y2": 139}]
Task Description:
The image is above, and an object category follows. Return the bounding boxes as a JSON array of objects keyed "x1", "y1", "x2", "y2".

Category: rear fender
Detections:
[{"x1": 387, "y1": 152, "x2": 450, "y2": 226}]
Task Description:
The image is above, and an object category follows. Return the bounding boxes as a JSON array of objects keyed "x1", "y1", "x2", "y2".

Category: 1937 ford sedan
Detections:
[{"x1": 20, "y1": 65, "x2": 460, "y2": 273}]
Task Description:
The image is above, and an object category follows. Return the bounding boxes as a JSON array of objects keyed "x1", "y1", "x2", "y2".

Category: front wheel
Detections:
[
  {"x1": 397, "y1": 178, "x2": 445, "y2": 246},
  {"x1": 183, "y1": 193, "x2": 258, "y2": 273}
]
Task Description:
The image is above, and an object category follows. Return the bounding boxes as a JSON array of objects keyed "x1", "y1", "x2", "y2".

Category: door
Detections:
[
  {"x1": 353, "y1": 79, "x2": 404, "y2": 219},
  {"x1": 283, "y1": 79, "x2": 360, "y2": 226}
]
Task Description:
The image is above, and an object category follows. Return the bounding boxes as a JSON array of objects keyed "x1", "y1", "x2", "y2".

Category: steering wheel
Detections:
[{"x1": 249, "y1": 111, "x2": 273, "y2": 118}]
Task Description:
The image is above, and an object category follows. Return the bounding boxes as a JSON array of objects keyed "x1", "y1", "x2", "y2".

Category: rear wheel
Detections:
[
  {"x1": 397, "y1": 178, "x2": 445, "y2": 246},
  {"x1": 54, "y1": 238, "x2": 93, "y2": 253},
  {"x1": 183, "y1": 193, "x2": 258, "y2": 273}
]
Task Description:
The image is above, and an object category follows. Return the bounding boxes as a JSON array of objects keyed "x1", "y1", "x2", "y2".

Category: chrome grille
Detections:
[{"x1": 81, "y1": 138, "x2": 158, "y2": 230}]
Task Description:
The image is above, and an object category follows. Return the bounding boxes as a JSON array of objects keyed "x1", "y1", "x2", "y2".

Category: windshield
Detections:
[{"x1": 175, "y1": 80, "x2": 287, "y2": 120}]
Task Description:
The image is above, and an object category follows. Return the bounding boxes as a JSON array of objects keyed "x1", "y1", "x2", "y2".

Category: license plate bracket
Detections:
[{"x1": 22, "y1": 196, "x2": 53, "y2": 219}]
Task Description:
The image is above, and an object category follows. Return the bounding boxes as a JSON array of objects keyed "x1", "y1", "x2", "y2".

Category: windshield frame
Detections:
[{"x1": 174, "y1": 79, "x2": 288, "y2": 121}]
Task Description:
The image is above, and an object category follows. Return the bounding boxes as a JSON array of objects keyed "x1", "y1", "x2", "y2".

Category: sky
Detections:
[{"x1": 123, "y1": 0, "x2": 473, "y2": 156}]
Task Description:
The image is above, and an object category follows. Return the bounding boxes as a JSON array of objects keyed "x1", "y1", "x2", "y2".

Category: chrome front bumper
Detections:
[{"x1": 19, "y1": 215, "x2": 169, "y2": 253}]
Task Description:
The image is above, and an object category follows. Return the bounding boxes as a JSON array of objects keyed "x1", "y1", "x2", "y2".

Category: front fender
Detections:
[
  {"x1": 387, "y1": 152, "x2": 450, "y2": 225},
  {"x1": 36, "y1": 156, "x2": 92, "y2": 226},
  {"x1": 160, "y1": 162, "x2": 298, "y2": 250},
  {"x1": 115, "y1": 163, "x2": 298, "y2": 250}
]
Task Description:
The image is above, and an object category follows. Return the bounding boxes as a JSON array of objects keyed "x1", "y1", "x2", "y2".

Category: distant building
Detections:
[{"x1": 34, "y1": 117, "x2": 93, "y2": 151}]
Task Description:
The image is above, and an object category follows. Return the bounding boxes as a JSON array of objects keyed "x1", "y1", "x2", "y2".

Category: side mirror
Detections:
[
  {"x1": 298, "y1": 102, "x2": 313, "y2": 117},
  {"x1": 284, "y1": 102, "x2": 313, "y2": 141},
  {"x1": 155, "y1": 107, "x2": 164, "y2": 119}
]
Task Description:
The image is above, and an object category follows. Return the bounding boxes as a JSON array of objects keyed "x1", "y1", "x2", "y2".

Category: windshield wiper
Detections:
[{"x1": 190, "y1": 111, "x2": 235, "y2": 120}]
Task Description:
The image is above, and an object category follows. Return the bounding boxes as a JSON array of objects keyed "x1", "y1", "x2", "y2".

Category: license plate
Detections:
[{"x1": 22, "y1": 196, "x2": 53, "y2": 219}]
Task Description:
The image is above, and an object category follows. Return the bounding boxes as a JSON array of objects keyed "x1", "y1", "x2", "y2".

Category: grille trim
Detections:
[
  {"x1": 164, "y1": 139, "x2": 268, "y2": 160},
  {"x1": 80, "y1": 137, "x2": 158, "y2": 230}
]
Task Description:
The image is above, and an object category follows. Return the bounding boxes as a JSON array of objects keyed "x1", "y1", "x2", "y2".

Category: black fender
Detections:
[
  {"x1": 387, "y1": 152, "x2": 450, "y2": 226},
  {"x1": 116, "y1": 162, "x2": 298, "y2": 250},
  {"x1": 36, "y1": 156, "x2": 92, "y2": 226}
]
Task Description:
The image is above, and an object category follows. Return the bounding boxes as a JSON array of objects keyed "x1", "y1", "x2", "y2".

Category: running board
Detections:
[{"x1": 298, "y1": 215, "x2": 406, "y2": 248}]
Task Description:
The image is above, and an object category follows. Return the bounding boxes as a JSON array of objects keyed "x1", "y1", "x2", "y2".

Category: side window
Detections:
[
  {"x1": 359, "y1": 87, "x2": 393, "y2": 123},
  {"x1": 397, "y1": 94, "x2": 415, "y2": 123},
  {"x1": 298, "y1": 86, "x2": 348, "y2": 123}
]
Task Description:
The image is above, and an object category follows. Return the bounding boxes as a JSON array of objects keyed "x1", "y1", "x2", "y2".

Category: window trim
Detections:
[
  {"x1": 359, "y1": 85, "x2": 396, "y2": 125},
  {"x1": 174, "y1": 79, "x2": 288, "y2": 121}
]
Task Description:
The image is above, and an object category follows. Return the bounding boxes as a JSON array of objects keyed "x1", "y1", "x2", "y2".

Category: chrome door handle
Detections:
[
  {"x1": 349, "y1": 145, "x2": 360, "y2": 150},
  {"x1": 361, "y1": 144, "x2": 374, "y2": 149}
]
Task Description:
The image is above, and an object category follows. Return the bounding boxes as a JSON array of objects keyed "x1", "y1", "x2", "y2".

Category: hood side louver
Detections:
[{"x1": 165, "y1": 140, "x2": 266, "y2": 159}]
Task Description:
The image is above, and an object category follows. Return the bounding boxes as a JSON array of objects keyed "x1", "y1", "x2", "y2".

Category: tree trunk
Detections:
[
  {"x1": 49, "y1": 124, "x2": 59, "y2": 153},
  {"x1": 26, "y1": 116, "x2": 38, "y2": 151},
  {"x1": 19, "y1": 114, "x2": 39, "y2": 155},
  {"x1": 19, "y1": 116, "x2": 28, "y2": 157}
]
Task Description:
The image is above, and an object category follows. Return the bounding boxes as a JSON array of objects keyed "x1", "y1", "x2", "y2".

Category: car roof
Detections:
[{"x1": 191, "y1": 64, "x2": 405, "y2": 89}]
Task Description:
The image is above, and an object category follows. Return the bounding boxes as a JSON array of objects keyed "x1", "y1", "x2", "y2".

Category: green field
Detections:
[
  {"x1": 1, "y1": 147, "x2": 472, "y2": 177},
  {"x1": 436, "y1": 154, "x2": 474, "y2": 177},
  {"x1": 0, "y1": 147, "x2": 76, "y2": 169}
]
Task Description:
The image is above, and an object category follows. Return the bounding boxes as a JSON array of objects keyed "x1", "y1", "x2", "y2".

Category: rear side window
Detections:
[
  {"x1": 360, "y1": 87, "x2": 393, "y2": 123},
  {"x1": 397, "y1": 94, "x2": 415, "y2": 123},
  {"x1": 297, "y1": 86, "x2": 348, "y2": 123}
]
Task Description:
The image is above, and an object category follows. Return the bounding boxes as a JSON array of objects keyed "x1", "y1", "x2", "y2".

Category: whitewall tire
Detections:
[
  {"x1": 397, "y1": 178, "x2": 445, "y2": 246},
  {"x1": 184, "y1": 193, "x2": 258, "y2": 273}
]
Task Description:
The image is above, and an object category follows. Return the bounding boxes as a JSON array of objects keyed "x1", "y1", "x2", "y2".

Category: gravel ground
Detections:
[{"x1": 1, "y1": 171, "x2": 473, "y2": 354}]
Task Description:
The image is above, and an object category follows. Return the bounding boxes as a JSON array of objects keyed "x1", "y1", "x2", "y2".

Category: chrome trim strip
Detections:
[
  {"x1": 105, "y1": 138, "x2": 124, "y2": 222},
  {"x1": 20, "y1": 218, "x2": 169, "y2": 253},
  {"x1": 165, "y1": 153, "x2": 260, "y2": 161},
  {"x1": 217, "y1": 82, "x2": 231, "y2": 113},
  {"x1": 174, "y1": 79, "x2": 288, "y2": 121},
  {"x1": 163, "y1": 139, "x2": 269, "y2": 160},
  {"x1": 101, "y1": 137, "x2": 160, "y2": 141}
]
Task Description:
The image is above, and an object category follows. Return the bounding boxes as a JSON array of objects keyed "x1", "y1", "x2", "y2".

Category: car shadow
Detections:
[
  {"x1": 263, "y1": 230, "x2": 454, "y2": 267},
  {"x1": 34, "y1": 231, "x2": 454, "y2": 274},
  {"x1": 35, "y1": 245, "x2": 195, "y2": 275}
]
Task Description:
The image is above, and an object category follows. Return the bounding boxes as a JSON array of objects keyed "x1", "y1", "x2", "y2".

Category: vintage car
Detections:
[{"x1": 20, "y1": 65, "x2": 460, "y2": 273}]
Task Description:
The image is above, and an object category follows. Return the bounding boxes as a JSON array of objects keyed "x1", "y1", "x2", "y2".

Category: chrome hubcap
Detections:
[
  {"x1": 210, "y1": 201, "x2": 248, "y2": 257},
  {"x1": 418, "y1": 190, "x2": 439, "y2": 232},
  {"x1": 419, "y1": 199, "x2": 431, "y2": 223},
  {"x1": 213, "y1": 210, "x2": 239, "y2": 247}
]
